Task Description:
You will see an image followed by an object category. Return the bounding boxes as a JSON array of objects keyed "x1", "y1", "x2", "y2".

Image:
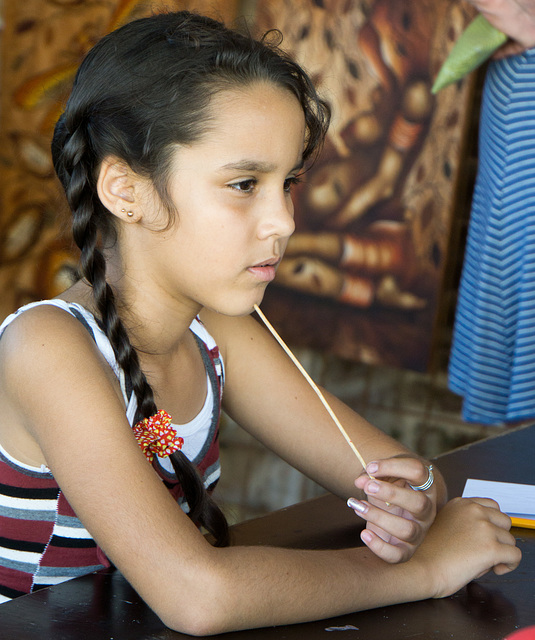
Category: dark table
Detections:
[{"x1": 1, "y1": 424, "x2": 534, "y2": 639}]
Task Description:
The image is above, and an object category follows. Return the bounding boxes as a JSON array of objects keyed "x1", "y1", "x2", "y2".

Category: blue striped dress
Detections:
[{"x1": 449, "y1": 48, "x2": 535, "y2": 425}]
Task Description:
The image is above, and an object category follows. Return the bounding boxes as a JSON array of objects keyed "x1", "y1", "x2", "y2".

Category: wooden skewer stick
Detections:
[{"x1": 254, "y1": 304, "x2": 370, "y2": 474}]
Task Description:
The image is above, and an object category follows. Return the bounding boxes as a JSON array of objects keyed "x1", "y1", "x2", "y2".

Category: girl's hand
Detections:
[
  {"x1": 350, "y1": 456, "x2": 442, "y2": 563},
  {"x1": 415, "y1": 497, "x2": 521, "y2": 598}
]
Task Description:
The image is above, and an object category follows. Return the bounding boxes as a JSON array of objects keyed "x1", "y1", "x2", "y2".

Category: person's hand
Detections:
[
  {"x1": 349, "y1": 456, "x2": 441, "y2": 563},
  {"x1": 414, "y1": 497, "x2": 521, "y2": 598},
  {"x1": 468, "y1": 0, "x2": 535, "y2": 56}
]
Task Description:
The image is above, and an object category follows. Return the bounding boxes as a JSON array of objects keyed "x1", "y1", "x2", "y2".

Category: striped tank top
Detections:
[{"x1": 0, "y1": 300, "x2": 224, "y2": 602}]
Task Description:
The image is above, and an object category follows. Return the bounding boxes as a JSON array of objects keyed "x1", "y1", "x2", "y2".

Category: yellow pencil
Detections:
[{"x1": 510, "y1": 517, "x2": 535, "y2": 529}]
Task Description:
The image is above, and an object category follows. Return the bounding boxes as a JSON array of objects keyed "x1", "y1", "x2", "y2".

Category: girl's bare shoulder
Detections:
[
  {"x1": 1, "y1": 303, "x2": 99, "y2": 369},
  {"x1": 198, "y1": 309, "x2": 280, "y2": 373},
  {"x1": 0, "y1": 303, "x2": 127, "y2": 468},
  {"x1": 0, "y1": 303, "x2": 119, "y2": 417}
]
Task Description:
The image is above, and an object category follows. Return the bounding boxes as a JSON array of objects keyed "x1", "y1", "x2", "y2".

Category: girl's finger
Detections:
[
  {"x1": 490, "y1": 529, "x2": 522, "y2": 574},
  {"x1": 347, "y1": 498, "x2": 421, "y2": 545},
  {"x1": 466, "y1": 497, "x2": 515, "y2": 530},
  {"x1": 361, "y1": 457, "x2": 430, "y2": 487},
  {"x1": 359, "y1": 528, "x2": 406, "y2": 564},
  {"x1": 356, "y1": 478, "x2": 432, "y2": 518}
]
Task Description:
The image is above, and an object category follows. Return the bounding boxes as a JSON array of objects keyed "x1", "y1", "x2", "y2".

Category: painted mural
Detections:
[
  {"x1": 0, "y1": 0, "x2": 477, "y2": 371},
  {"x1": 253, "y1": 0, "x2": 477, "y2": 370}
]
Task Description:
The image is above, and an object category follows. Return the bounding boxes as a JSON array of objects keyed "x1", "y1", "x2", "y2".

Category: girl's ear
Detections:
[{"x1": 97, "y1": 157, "x2": 142, "y2": 223}]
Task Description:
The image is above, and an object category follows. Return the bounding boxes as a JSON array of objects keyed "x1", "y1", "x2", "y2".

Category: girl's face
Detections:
[{"x1": 132, "y1": 81, "x2": 306, "y2": 317}]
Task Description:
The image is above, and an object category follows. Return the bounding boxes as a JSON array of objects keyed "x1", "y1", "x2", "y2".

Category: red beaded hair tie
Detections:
[{"x1": 133, "y1": 410, "x2": 183, "y2": 463}]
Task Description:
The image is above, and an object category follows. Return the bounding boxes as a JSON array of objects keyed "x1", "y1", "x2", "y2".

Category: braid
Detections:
[
  {"x1": 170, "y1": 452, "x2": 229, "y2": 546},
  {"x1": 56, "y1": 114, "x2": 229, "y2": 546}
]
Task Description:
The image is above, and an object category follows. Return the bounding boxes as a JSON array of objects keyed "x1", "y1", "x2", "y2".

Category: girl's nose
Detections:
[{"x1": 257, "y1": 196, "x2": 296, "y2": 240}]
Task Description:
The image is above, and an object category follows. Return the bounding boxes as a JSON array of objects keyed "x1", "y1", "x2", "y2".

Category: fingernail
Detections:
[
  {"x1": 367, "y1": 462, "x2": 378, "y2": 475},
  {"x1": 367, "y1": 481, "x2": 380, "y2": 494},
  {"x1": 347, "y1": 497, "x2": 368, "y2": 514},
  {"x1": 361, "y1": 530, "x2": 373, "y2": 544}
]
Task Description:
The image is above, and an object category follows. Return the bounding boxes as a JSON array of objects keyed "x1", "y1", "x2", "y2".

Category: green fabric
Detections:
[{"x1": 432, "y1": 14, "x2": 507, "y2": 93}]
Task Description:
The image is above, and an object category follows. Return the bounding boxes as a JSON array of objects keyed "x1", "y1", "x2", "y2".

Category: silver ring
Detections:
[{"x1": 409, "y1": 464, "x2": 434, "y2": 491}]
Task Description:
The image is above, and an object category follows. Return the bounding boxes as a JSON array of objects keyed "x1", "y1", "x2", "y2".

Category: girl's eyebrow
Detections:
[{"x1": 219, "y1": 159, "x2": 304, "y2": 173}]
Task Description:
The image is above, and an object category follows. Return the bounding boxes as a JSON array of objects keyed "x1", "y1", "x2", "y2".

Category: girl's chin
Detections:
[{"x1": 206, "y1": 295, "x2": 266, "y2": 318}]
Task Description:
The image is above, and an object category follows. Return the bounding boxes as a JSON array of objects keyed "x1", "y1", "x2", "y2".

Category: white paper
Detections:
[{"x1": 462, "y1": 479, "x2": 535, "y2": 519}]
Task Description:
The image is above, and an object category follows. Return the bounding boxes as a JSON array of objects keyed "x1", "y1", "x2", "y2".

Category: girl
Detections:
[{"x1": 0, "y1": 10, "x2": 520, "y2": 636}]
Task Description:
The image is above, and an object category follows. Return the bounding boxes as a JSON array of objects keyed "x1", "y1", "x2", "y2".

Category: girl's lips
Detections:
[
  {"x1": 248, "y1": 258, "x2": 279, "y2": 282},
  {"x1": 248, "y1": 264, "x2": 277, "y2": 282}
]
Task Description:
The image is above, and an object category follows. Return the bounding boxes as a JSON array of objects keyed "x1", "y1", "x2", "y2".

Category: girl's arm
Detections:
[
  {"x1": 203, "y1": 310, "x2": 446, "y2": 562},
  {"x1": 203, "y1": 312, "x2": 439, "y2": 497},
  {"x1": 0, "y1": 307, "x2": 520, "y2": 636}
]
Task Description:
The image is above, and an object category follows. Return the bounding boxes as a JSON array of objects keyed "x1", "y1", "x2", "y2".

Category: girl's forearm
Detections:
[
  {"x1": 158, "y1": 544, "x2": 430, "y2": 635},
  {"x1": 149, "y1": 497, "x2": 521, "y2": 636}
]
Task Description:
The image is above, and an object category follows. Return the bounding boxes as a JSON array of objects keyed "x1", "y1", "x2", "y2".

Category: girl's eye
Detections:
[
  {"x1": 284, "y1": 175, "x2": 302, "y2": 193},
  {"x1": 229, "y1": 179, "x2": 256, "y2": 193}
]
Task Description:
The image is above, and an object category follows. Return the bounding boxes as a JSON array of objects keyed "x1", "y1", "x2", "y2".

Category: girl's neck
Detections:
[{"x1": 58, "y1": 279, "x2": 200, "y2": 358}]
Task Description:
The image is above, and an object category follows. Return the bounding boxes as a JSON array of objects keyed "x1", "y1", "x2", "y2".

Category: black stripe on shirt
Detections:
[
  {"x1": 0, "y1": 536, "x2": 45, "y2": 554},
  {"x1": 0, "y1": 483, "x2": 60, "y2": 501},
  {"x1": 0, "y1": 583, "x2": 26, "y2": 599},
  {"x1": 49, "y1": 535, "x2": 97, "y2": 549}
]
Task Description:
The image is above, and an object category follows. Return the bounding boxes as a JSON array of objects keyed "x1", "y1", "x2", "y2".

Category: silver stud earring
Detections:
[{"x1": 121, "y1": 208, "x2": 134, "y2": 218}]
